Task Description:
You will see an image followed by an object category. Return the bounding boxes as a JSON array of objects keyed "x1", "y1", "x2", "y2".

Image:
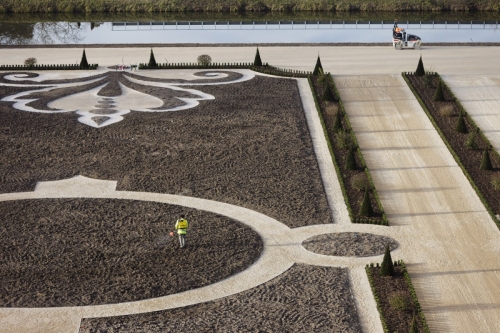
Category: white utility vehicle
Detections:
[{"x1": 392, "y1": 21, "x2": 422, "y2": 50}]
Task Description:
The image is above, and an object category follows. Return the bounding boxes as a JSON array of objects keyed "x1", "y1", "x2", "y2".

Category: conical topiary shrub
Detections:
[
  {"x1": 359, "y1": 189, "x2": 374, "y2": 217},
  {"x1": 380, "y1": 244, "x2": 394, "y2": 276},
  {"x1": 313, "y1": 55, "x2": 323, "y2": 76},
  {"x1": 254, "y1": 47, "x2": 262, "y2": 66},
  {"x1": 333, "y1": 110, "x2": 342, "y2": 132},
  {"x1": 345, "y1": 146, "x2": 356, "y2": 170},
  {"x1": 148, "y1": 48, "x2": 157, "y2": 67},
  {"x1": 80, "y1": 49, "x2": 89, "y2": 69},
  {"x1": 456, "y1": 112, "x2": 467, "y2": 133},
  {"x1": 481, "y1": 148, "x2": 493, "y2": 170},
  {"x1": 434, "y1": 80, "x2": 444, "y2": 101},
  {"x1": 322, "y1": 84, "x2": 335, "y2": 102},
  {"x1": 415, "y1": 55, "x2": 425, "y2": 76},
  {"x1": 317, "y1": 68, "x2": 328, "y2": 87},
  {"x1": 409, "y1": 312, "x2": 419, "y2": 333}
]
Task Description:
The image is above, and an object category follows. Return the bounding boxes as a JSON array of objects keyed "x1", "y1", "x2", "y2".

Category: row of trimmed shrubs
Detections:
[{"x1": 0, "y1": 64, "x2": 98, "y2": 70}]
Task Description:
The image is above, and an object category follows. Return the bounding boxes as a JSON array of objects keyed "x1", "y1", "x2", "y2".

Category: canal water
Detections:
[{"x1": 1, "y1": 12, "x2": 499, "y2": 45}]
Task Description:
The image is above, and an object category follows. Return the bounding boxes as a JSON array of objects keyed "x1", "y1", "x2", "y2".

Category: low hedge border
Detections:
[
  {"x1": 138, "y1": 62, "x2": 312, "y2": 78},
  {"x1": 328, "y1": 74, "x2": 388, "y2": 225},
  {"x1": 0, "y1": 64, "x2": 98, "y2": 70},
  {"x1": 365, "y1": 263, "x2": 390, "y2": 332},
  {"x1": 139, "y1": 62, "x2": 254, "y2": 69},
  {"x1": 400, "y1": 260, "x2": 431, "y2": 333},
  {"x1": 402, "y1": 72, "x2": 500, "y2": 229},
  {"x1": 365, "y1": 260, "x2": 430, "y2": 333},
  {"x1": 308, "y1": 75, "x2": 388, "y2": 226}
]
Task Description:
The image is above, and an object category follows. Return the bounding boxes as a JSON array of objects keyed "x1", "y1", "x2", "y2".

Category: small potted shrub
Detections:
[
  {"x1": 197, "y1": 54, "x2": 212, "y2": 67},
  {"x1": 24, "y1": 57, "x2": 37, "y2": 68}
]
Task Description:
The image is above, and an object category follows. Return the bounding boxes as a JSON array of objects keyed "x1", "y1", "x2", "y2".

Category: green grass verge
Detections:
[
  {"x1": 402, "y1": 72, "x2": 500, "y2": 230},
  {"x1": 1, "y1": 0, "x2": 499, "y2": 13}
]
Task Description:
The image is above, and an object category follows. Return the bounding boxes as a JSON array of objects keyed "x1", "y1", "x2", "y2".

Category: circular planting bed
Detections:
[
  {"x1": 0, "y1": 198, "x2": 263, "y2": 307},
  {"x1": 302, "y1": 232, "x2": 398, "y2": 257}
]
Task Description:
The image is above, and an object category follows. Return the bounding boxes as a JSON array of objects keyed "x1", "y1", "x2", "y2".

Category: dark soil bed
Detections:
[
  {"x1": 0, "y1": 198, "x2": 262, "y2": 307},
  {"x1": 303, "y1": 232, "x2": 397, "y2": 257},
  {"x1": 0, "y1": 72, "x2": 332, "y2": 228},
  {"x1": 368, "y1": 266, "x2": 425, "y2": 333},
  {"x1": 80, "y1": 264, "x2": 361, "y2": 333},
  {"x1": 406, "y1": 73, "x2": 500, "y2": 216}
]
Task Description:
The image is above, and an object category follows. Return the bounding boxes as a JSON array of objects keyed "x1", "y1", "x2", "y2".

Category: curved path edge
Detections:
[{"x1": 0, "y1": 174, "x2": 398, "y2": 333}]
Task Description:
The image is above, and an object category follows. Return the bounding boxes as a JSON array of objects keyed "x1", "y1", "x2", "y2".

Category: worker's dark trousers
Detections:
[{"x1": 178, "y1": 234, "x2": 186, "y2": 248}]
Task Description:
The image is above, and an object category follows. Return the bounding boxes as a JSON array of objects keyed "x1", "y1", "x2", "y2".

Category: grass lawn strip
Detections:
[{"x1": 2, "y1": 0, "x2": 499, "y2": 13}]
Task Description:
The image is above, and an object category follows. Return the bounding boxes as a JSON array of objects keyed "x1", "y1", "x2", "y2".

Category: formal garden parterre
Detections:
[{"x1": 0, "y1": 51, "x2": 430, "y2": 331}]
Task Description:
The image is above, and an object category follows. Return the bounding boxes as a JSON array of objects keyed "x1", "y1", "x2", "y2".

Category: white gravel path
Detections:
[
  {"x1": 2, "y1": 46, "x2": 500, "y2": 75},
  {"x1": 442, "y1": 74, "x2": 500, "y2": 154},
  {"x1": 0, "y1": 171, "x2": 395, "y2": 333},
  {"x1": 336, "y1": 74, "x2": 500, "y2": 333}
]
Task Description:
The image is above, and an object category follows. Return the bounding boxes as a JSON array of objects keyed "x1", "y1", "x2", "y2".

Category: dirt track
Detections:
[{"x1": 336, "y1": 74, "x2": 500, "y2": 332}]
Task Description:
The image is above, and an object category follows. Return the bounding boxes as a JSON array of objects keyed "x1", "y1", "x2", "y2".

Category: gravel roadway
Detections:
[
  {"x1": 1, "y1": 45, "x2": 500, "y2": 75},
  {"x1": 336, "y1": 73, "x2": 500, "y2": 333}
]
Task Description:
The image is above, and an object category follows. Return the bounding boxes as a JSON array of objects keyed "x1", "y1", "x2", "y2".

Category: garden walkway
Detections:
[
  {"x1": 442, "y1": 74, "x2": 500, "y2": 154},
  {"x1": 336, "y1": 73, "x2": 500, "y2": 333}
]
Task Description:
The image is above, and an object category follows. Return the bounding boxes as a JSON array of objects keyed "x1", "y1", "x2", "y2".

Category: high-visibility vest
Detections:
[{"x1": 175, "y1": 219, "x2": 188, "y2": 234}]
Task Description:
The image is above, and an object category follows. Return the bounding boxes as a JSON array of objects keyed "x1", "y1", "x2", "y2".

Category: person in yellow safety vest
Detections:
[{"x1": 175, "y1": 215, "x2": 189, "y2": 248}]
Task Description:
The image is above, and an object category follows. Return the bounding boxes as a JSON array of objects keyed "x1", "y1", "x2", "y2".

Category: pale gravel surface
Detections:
[
  {"x1": 337, "y1": 74, "x2": 500, "y2": 333},
  {"x1": 2, "y1": 46, "x2": 500, "y2": 75},
  {"x1": 441, "y1": 74, "x2": 500, "y2": 154}
]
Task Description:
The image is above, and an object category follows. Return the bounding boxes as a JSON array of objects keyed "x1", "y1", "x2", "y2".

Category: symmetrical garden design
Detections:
[{"x1": 0, "y1": 66, "x2": 431, "y2": 332}]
